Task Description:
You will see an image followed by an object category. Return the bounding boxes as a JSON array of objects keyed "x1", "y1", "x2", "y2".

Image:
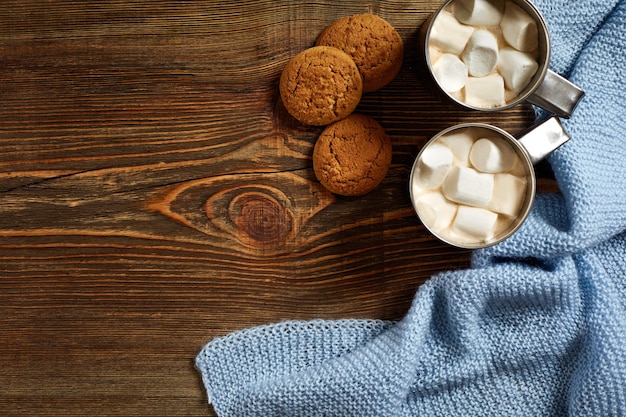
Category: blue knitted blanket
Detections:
[{"x1": 196, "y1": 1, "x2": 626, "y2": 415}]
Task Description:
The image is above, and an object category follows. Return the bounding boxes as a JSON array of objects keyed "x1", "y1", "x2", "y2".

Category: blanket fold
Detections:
[{"x1": 196, "y1": 1, "x2": 626, "y2": 415}]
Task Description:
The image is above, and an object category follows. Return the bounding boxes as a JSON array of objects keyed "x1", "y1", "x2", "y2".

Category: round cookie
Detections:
[
  {"x1": 279, "y1": 46, "x2": 363, "y2": 126},
  {"x1": 313, "y1": 114, "x2": 392, "y2": 196},
  {"x1": 316, "y1": 14, "x2": 404, "y2": 93}
]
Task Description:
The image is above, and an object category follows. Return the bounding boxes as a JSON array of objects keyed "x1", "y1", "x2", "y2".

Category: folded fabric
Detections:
[{"x1": 196, "y1": 1, "x2": 626, "y2": 415}]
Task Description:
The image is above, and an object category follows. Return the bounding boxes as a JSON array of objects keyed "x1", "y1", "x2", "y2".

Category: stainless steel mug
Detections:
[
  {"x1": 418, "y1": 0, "x2": 584, "y2": 118},
  {"x1": 409, "y1": 116, "x2": 569, "y2": 248}
]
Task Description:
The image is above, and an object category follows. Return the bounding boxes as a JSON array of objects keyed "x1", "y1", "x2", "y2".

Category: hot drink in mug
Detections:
[{"x1": 419, "y1": 0, "x2": 584, "y2": 117}]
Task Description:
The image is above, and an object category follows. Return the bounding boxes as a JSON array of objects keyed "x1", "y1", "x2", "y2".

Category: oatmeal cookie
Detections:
[
  {"x1": 313, "y1": 113, "x2": 392, "y2": 196},
  {"x1": 279, "y1": 46, "x2": 363, "y2": 126},
  {"x1": 316, "y1": 14, "x2": 404, "y2": 92}
]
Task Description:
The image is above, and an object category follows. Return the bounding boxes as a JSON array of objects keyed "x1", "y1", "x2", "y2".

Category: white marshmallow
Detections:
[
  {"x1": 454, "y1": 0, "x2": 504, "y2": 27},
  {"x1": 464, "y1": 73, "x2": 506, "y2": 108},
  {"x1": 415, "y1": 143, "x2": 454, "y2": 189},
  {"x1": 462, "y1": 30, "x2": 500, "y2": 77},
  {"x1": 438, "y1": 129, "x2": 475, "y2": 165},
  {"x1": 509, "y1": 156, "x2": 526, "y2": 177},
  {"x1": 430, "y1": 12, "x2": 474, "y2": 55},
  {"x1": 469, "y1": 137, "x2": 518, "y2": 173},
  {"x1": 451, "y1": 206, "x2": 498, "y2": 240},
  {"x1": 488, "y1": 173, "x2": 527, "y2": 216},
  {"x1": 442, "y1": 165, "x2": 494, "y2": 207},
  {"x1": 415, "y1": 192, "x2": 458, "y2": 232},
  {"x1": 497, "y1": 47, "x2": 539, "y2": 92},
  {"x1": 501, "y1": 1, "x2": 538, "y2": 52},
  {"x1": 432, "y1": 53, "x2": 468, "y2": 93}
]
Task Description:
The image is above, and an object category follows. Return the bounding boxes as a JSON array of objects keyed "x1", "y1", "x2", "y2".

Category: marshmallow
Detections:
[
  {"x1": 464, "y1": 73, "x2": 506, "y2": 108},
  {"x1": 451, "y1": 205, "x2": 498, "y2": 240},
  {"x1": 430, "y1": 12, "x2": 474, "y2": 55},
  {"x1": 438, "y1": 129, "x2": 475, "y2": 165},
  {"x1": 432, "y1": 53, "x2": 468, "y2": 93},
  {"x1": 469, "y1": 137, "x2": 518, "y2": 173},
  {"x1": 415, "y1": 143, "x2": 454, "y2": 189},
  {"x1": 501, "y1": 1, "x2": 538, "y2": 52},
  {"x1": 442, "y1": 165, "x2": 494, "y2": 207},
  {"x1": 454, "y1": 0, "x2": 504, "y2": 27},
  {"x1": 488, "y1": 173, "x2": 527, "y2": 216},
  {"x1": 497, "y1": 47, "x2": 539, "y2": 92},
  {"x1": 414, "y1": 192, "x2": 458, "y2": 232},
  {"x1": 509, "y1": 156, "x2": 526, "y2": 177},
  {"x1": 462, "y1": 30, "x2": 500, "y2": 77}
]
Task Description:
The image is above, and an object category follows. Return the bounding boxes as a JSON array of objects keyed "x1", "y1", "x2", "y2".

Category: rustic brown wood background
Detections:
[{"x1": 0, "y1": 1, "x2": 541, "y2": 416}]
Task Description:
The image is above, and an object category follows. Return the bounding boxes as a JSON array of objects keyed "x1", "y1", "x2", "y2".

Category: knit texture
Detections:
[{"x1": 196, "y1": 1, "x2": 626, "y2": 415}]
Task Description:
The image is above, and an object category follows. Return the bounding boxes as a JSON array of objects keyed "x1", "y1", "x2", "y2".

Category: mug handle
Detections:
[
  {"x1": 527, "y1": 70, "x2": 585, "y2": 118},
  {"x1": 517, "y1": 116, "x2": 570, "y2": 164}
]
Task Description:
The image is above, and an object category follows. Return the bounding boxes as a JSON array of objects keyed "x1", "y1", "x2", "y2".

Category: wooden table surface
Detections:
[{"x1": 1, "y1": 1, "x2": 540, "y2": 416}]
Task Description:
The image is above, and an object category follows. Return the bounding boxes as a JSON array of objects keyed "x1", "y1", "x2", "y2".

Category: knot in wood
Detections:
[{"x1": 230, "y1": 192, "x2": 291, "y2": 244}]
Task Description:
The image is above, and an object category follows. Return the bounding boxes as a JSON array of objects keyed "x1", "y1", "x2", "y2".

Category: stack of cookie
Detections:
[{"x1": 279, "y1": 14, "x2": 404, "y2": 196}]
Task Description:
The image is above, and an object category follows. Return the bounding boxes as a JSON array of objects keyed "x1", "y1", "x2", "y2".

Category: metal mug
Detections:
[
  {"x1": 418, "y1": 0, "x2": 584, "y2": 118},
  {"x1": 409, "y1": 116, "x2": 568, "y2": 249}
]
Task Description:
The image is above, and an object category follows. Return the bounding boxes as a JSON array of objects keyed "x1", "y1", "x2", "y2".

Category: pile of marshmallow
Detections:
[
  {"x1": 428, "y1": 0, "x2": 539, "y2": 108},
  {"x1": 411, "y1": 127, "x2": 528, "y2": 245}
]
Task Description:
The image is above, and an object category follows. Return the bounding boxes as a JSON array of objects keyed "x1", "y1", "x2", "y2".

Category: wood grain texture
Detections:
[{"x1": 0, "y1": 1, "x2": 540, "y2": 416}]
